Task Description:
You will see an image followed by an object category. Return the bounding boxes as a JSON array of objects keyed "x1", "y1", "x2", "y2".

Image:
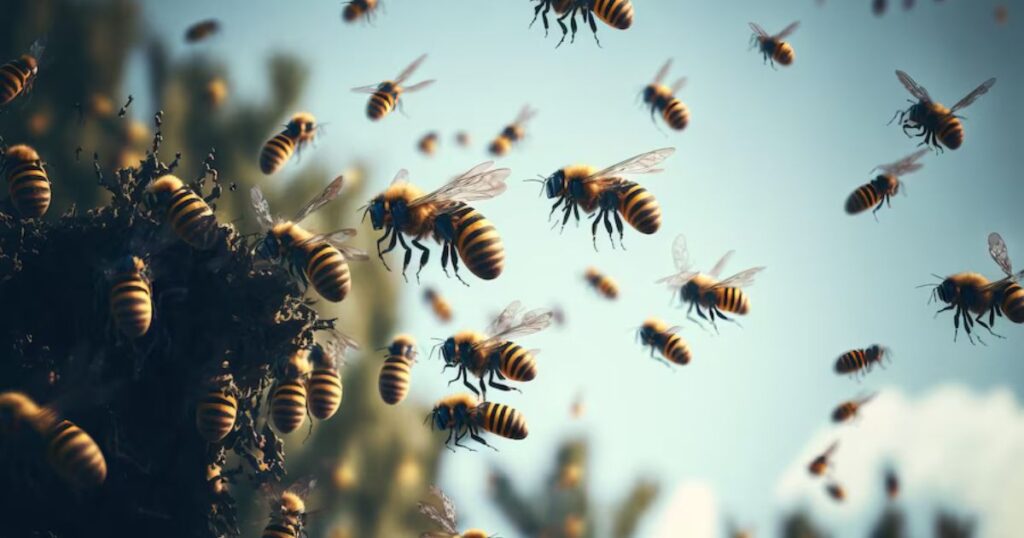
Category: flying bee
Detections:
[
  {"x1": 834, "y1": 345, "x2": 891, "y2": 378},
  {"x1": 379, "y1": 334, "x2": 417, "y2": 405},
  {"x1": 259, "y1": 112, "x2": 320, "y2": 175},
  {"x1": 0, "y1": 39, "x2": 44, "y2": 107},
  {"x1": 488, "y1": 105, "x2": 537, "y2": 157},
  {"x1": 196, "y1": 368, "x2": 239, "y2": 443},
  {"x1": 983, "y1": 232, "x2": 1024, "y2": 326},
  {"x1": 455, "y1": 131, "x2": 471, "y2": 148},
  {"x1": 342, "y1": 0, "x2": 380, "y2": 23},
  {"x1": 749, "y1": 21, "x2": 799, "y2": 67},
  {"x1": 831, "y1": 393, "x2": 877, "y2": 423},
  {"x1": 892, "y1": 70, "x2": 996, "y2": 151},
  {"x1": 108, "y1": 255, "x2": 153, "y2": 339},
  {"x1": 656, "y1": 235, "x2": 766, "y2": 330},
  {"x1": 185, "y1": 19, "x2": 221, "y2": 43},
  {"x1": 807, "y1": 441, "x2": 838, "y2": 477},
  {"x1": 530, "y1": 0, "x2": 634, "y2": 47},
  {"x1": 425, "y1": 287, "x2": 453, "y2": 323},
  {"x1": 205, "y1": 77, "x2": 228, "y2": 108},
  {"x1": 927, "y1": 271, "x2": 997, "y2": 344},
  {"x1": 2, "y1": 143, "x2": 51, "y2": 219},
  {"x1": 352, "y1": 54, "x2": 435, "y2": 122},
  {"x1": 885, "y1": 467, "x2": 899, "y2": 499},
  {"x1": 145, "y1": 174, "x2": 221, "y2": 250},
  {"x1": 307, "y1": 340, "x2": 350, "y2": 420},
  {"x1": 584, "y1": 266, "x2": 619, "y2": 300},
  {"x1": 419, "y1": 485, "x2": 498, "y2": 538},
  {"x1": 641, "y1": 59, "x2": 689, "y2": 131},
  {"x1": 637, "y1": 317, "x2": 691, "y2": 367},
  {"x1": 825, "y1": 482, "x2": 846, "y2": 502},
  {"x1": 537, "y1": 147, "x2": 673, "y2": 249},
  {"x1": 418, "y1": 131, "x2": 439, "y2": 156},
  {"x1": 252, "y1": 175, "x2": 369, "y2": 303},
  {"x1": 363, "y1": 161, "x2": 510, "y2": 283},
  {"x1": 440, "y1": 301, "x2": 554, "y2": 398},
  {"x1": 845, "y1": 149, "x2": 928, "y2": 218}
]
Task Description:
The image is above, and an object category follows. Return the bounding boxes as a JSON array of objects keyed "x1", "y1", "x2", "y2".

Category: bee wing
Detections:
[
  {"x1": 950, "y1": 77, "x2": 997, "y2": 113},
  {"x1": 895, "y1": 70, "x2": 932, "y2": 103},
  {"x1": 487, "y1": 301, "x2": 525, "y2": 336},
  {"x1": 669, "y1": 77, "x2": 687, "y2": 95},
  {"x1": 655, "y1": 235, "x2": 697, "y2": 286},
  {"x1": 293, "y1": 175, "x2": 345, "y2": 223},
  {"x1": 293, "y1": 230, "x2": 368, "y2": 261},
  {"x1": 250, "y1": 186, "x2": 275, "y2": 231},
  {"x1": 774, "y1": 20, "x2": 800, "y2": 39},
  {"x1": 418, "y1": 505, "x2": 457, "y2": 534},
  {"x1": 351, "y1": 84, "x2": 380, "y2": 94},
  {"x1": 29, "y1": 37, "x2": 47, "y2": 61},
  {"x1": 583, "y1": 148, "x2": 676, "y2": 183},
  {"x1": 708, "y1": 250, "x2": 735, "y2": 279},
  {"x1": 514, "y1": 104, "x2": 538, "y2": 125},
  {"x1": 409, "y1": 162, "x2": 510, "y2": 208},
  {"x1": 824, "y1": 440, "x2": 839, "y2": 457},
  {"x1": 748, "y1": 22, "x2": 769, "y2": 37},
  {"x1": 391, "y1": 168, "x2": 411, "y2": 186},
  {"x1": 875, "y1": 149, "x2": 928, "y2": 177},
  {"x1": 652, "y1": 58, "x2": 672, "y2": 85},
  {"x1": 487, "y1": 309, "x2": 554, "y2": 343},
  {"x1": 988, "y1": 232, "x2": 1013, "y2": 277},
  {"x1": 395, "y1": 54, "x2": 428, "y2": 84},
  {"x1": 403, "y1": 79, "x2": 436, "y2": 93},
  {"x1": 713, "y1": 266, "x2": 766, "y2": 289},
  {"x1": 419, "y1": 485, "x2": 458, "y2": 532},
  {"x1": 664, "y1": 325, "x2": 683, "y2": 335}
]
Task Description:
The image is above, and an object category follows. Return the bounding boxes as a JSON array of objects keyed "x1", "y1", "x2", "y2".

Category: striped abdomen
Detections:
[
  {"x1": 715, "y1": 286, "x2": 750, "y2": 315},
  {"x1": 307, "y1": 367, "x2": 342, "y2": 419},
  {"x1": 45, "y1": 420, "x2": 107, "y2": 488},
  {"x1": 585, "y1": 268, "x2": 618, "y2": 299},
  {"x1": 661, "y1": 333, "x2": 691, "y2": 365},
  {"x1": 0, "y1": 58, "x2": 33, "y2": 106},
  {"x1": 196, "y1": 390, "x2": 237, "y2": 442},
  {"x1": 367, "y1": 90, "x2": 396, "y2": 121},
  {"x1": 262, "y1": 523, "x2": 298, "y2": 538},
  {"x1": 451, "y1": 203, "x2": 505, "y2": 280},
  {"x1": 303, "y1": 241, "x2": 352, "y2": 302},
  {"x1": 661, "y1": 98, "x2": 689, "y2": 131},
  {"x1": 835, "y1": 349, "x2": 869, "y2": 375},
  {"x1": 6, "y1": 156, "x2": 50, "y2": 218},
  {"x1": 342, "y1": 0, "x2": 376, "y2": 21},
  {"x1": 936, "y1": 115, "x2": 964, "y2": 150},
  {"x1": 166, "y1": 186, "x2": 218, "y2": 249},
  {"x1": 592, "y1": 0, "x2": 634, "y2": 29},
  {"x1": 774, "y1": 42, "x2": 794, "y2": 66},
  {"x1": 109, "y1": 270, "x2": 152, "y2": 339},
  {"x1": 260, "y1": 132, "x2": 297, "y2": 175},
  {"x1": 475, "y1": 402, "x2": 528, "y2": 440},
  {"x1": 495, "y1": 341, "x2": 537, "y2": 382},
  {"x1": 378, "y1": 353, "x2": 414, "y2": 405},
  {"x1": 845, "y1": 183, "x2": 881, "y2": 214},
  {"x1": 271, "y1": 380, "x2": 307, "y2": 434},
  {"x1": 1001, "y1": 282, "x2": 1024, "y2": 323},
  {"x1": 831, "y1": 402, "x2": 857, "y2": 423},
  {"x1": 489, "y1": 136, "x2": 511, "y2": 156},
  {"x1": 617, "y1": 181, "x2": 661, "y2": 235}
]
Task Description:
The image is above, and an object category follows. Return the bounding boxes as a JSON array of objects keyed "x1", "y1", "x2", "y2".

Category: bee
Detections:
[
  {"x1": 985, "y1": 233, "x2": 1024, "y2": 325},
  {"x1": 834, "y1": 345, "x2": 890, "y2": 378},
  {"x1": 259, "y1": 112, "x2": 319, "y2": 175},
  {"x1": 440, "y1": 301, "x2": 554, "y2": 398},
  {"x1": 418, "y1": 132, "x2": 439, "y2": 156},
  {"x1": 145, "y1": 174, "x2": 221, "y2": 250},
  {"x1": 637, "y1": 317, "x2": 691, "y2": 367},
  {"x1": 205, "y1": 77, "x2": 228, "y2": 108},
  {"x1": 108, "y1": 255, "x2": 153, "y2": 339},
  {"x1": 455, "y1": 131, "x2": 471, "y2": 148},
  {"x1": 657, "y1": 235, "x2": 766, "y2": 330},
  {"x1": 425, "y1": 287, "x2": 453, "y2": 323},
  {"x1": 342, "y1": 0, "x2": 379, "y2": 23},
  {"x1": 252, "y1": 176, "x2": 369, "y2": 303},
  {"x1": 885, "y1": 467, "x2": 899, "y2": 499},
  {"x1": 538, "y1": 148, "x2": 673, "y2": 249},
  {"x1": 807, "y1": 441, "x2": 838, "y2": 476},
  {"x1": 2, "y1": 144, "x2": 51, "y2": 219},
  {"x1": 845, "y1": 149, "x2": 928, "y2": 217},
  {"x1": 825, "y1": 482, "x2": 846, "y2": 502},
  {"x1": 570, "y1": 391, "x2": 585, "y2": 418},
  {"x1": 584, "y1": 266, "x2": 618, "y2": 299},
  {"x1": 307, "y1": 342, "x2": 348, "y2": 420},
  {"x1": 196, "y1": 370, "x2": 239, "y2": 443},
  {"x1": 363, "y1": 161, "x2": 510, "y2": 283},
  {"x1": 928, "y1": 272, "x2": 997, "y2": 343},
  {"x1": 0, "y1": 391, "x2": 107, "y2": 488},
  {"x1": 262, "y1": 478, "x2": 315, "y2": 538},
  {"x1": 488, "y1": 105, "x2": 537, "y2": 157},
  {"x1": 873, "y1": 0, "x2": 887, "y2": 16},
  {"x1": 892, "y1": 70, "x2": 996, "y2": 151},
  {"x1": 530, "y1": 0, "x2": 634, "y2": 47},
  {"x1": 379, "y1": 334, "x2": 417, "y2": 405},
  {"x1": 0, "y1": 39, "x2": 44, "y2": 107},
  {"x1": 749, "y1": 21, "x2": 799, "y2": 67},
  {"x1": 185, "y1": 19, "x2": 221, "y2": 43},
  {"x1": 419, "y1": 485, "x2": 498, "y2": 538},
  {"x1": 352, "y1": 54, "x2": 435, "y2": 122},
  {"x1": 641, "y1": 59, "x2": 689, "y2": 131},
  {"x1": 831, "y1": 393, "x2": 877, "y2": 423}
]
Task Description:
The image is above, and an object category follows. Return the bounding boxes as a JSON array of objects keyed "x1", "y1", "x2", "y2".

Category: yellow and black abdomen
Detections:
[
  {"x1": 196, "y1": 389, "x2": 238, "y2": 442},
  {"x1": 1000, "y1": 282, "x2": 1024, "y2": 323},
  {"x1": 109, "y1": 266, "x2": 153, "y2": 339},
  {"x1": 489, "y1": 135, "x2": 511, "y2": 156},
  {"x1": 835, "y1": 349, "x2": 868, "y2": 375},
  {"x1": 302, "y1": 240, "x2": 352, "y2": 302},
  {"x1": 4, "y1": 146, "x2": 51, "y2": 219},
  {"x1": 774, "y1": 42, "x2": 795, "y2": 66},
  {"x1": 617, "y1": 181, "x2": 661, "y2": 235},
  {"x1": 271, "y1": 380, "x2": 307, "y2": 434},
  {"x1": 661, "y1": 332, "x2": 691, "y2": 365},
  {"x1": 592, "y1": 0, "x2": 634, "y2": 29},
  {"x1": 845, "y1": 182, "x2": 881, "y2": 214},
  {"x1": 715, "y1": 286, "x2": 750, "y2": 315},
  {"x1": 260, "y1": 132, "x2": 297, "y2": 175},
  {"x1": 44, "y1": 419, "x2": 107, "y2": 488},
  {"x1": 307, "y1": 367, "x2": 342, "y2": 420},
  {"x1": 661, "y1": 97, "x2": 689, "y2": 131},
  {"x1": 937, "y1": 115, "x2": 964, "y2": 150},
  {"x1": 165, "y1": 185, "x2": 218, "y2": 250},
  {"x1": 450, "y1": 203, "x2": 505, "y2": 280},
  {"x1": 475, "y1": 402, "x2": 528, "y2": 440},
  {"x1": 342, "y1": 0, "x2": 376, "y2": 22},
  {"x1": 378, "y1": 351, "x2": 414, "y2": 405},
  {"x1": 0, "y1": 58, "x2": 33, "y2": 106},
  {"x1": 495, "y1": 341, "x2": 538, "y2": 382},
  {"x1": 262, "y1": 523, "x2": 298, "y2": 538},
  {"x1": 367, "y1": 90, "x2": 396, "y2": 121}
]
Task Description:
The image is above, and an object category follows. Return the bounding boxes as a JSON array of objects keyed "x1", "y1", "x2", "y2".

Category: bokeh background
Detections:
[{"x1": 2, "y1": 0, "x2": 1022, "y2": 536}]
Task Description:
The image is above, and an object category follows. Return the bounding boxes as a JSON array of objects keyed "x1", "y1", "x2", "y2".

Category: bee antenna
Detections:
[{"x1": 930, "y1": 273, "x2": 944, "y2": 280}]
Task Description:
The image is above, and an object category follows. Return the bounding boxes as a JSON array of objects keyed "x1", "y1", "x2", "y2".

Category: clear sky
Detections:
[{"x1": 135, "y1": 0, "x2": 1024, "y2": 536}]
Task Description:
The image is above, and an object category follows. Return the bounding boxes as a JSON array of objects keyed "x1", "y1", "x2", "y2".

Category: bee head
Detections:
[
  {"x1": 641, "y1": 85, "x2": 657, "y2": 104},
  {"x1": 429, "y1": 404, "x2": 451, "y2": 431},
  {"x1": 680, "y1": 280, "x2": 700, "y2": 303},
  {"x1": 363, "y1": 196, "x2": 387, "y2": 230},
  {"x1": 544, "y1": 170, "x2": 565, "y2": 199},
  {"x1": 439, "y1": 337, "x2": 458, "y2": 366},
  {"x1": 936, "y1": 278, "x2": 958, "y2": 304}
]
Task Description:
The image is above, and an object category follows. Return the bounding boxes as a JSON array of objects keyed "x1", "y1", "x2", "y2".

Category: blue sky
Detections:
[{"x1": 134, "y1": 0, "x2": 1023, "y2": 535}]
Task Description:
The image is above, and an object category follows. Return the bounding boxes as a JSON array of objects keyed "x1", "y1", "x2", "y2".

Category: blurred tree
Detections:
[
  {"x1": 935, "y1": 510, "x2": 975, "y2": 538},
  {"x1": 779, "y1": 509, "x2": 830, "y2": 538},
  {"x1": 869, "y1": 507, "x2": 908, "y2": 538}
]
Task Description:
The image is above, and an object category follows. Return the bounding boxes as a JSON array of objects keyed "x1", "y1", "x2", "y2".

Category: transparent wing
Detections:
[
  {"x1": 774, "y1": 21, "x2": 800, "y2": 39},
  {"x1": 514, "y1": 105, "x2": 538, "y2": 125},
  {"x1": 824, "y1": 440, "x2": 839, "y2": 457},
  {"x1": 950, "y1": 77, "x2": 997, "y2": 113},
  {"x1": 487, "y1": 301, "x2": 524, "y2": 336},
  {"x1": 410, "y1": 162, "x2": 510, "y2": 208},
  {"x1": 583, "y1": 148, "x2": 676, "y2": 183},
  {"x1": 664, "y1": 325, "x2": 682, "y2": 335},
  {"x1": 250, "y1": 186, "x2": 275, "y2": 230},
  {"x1": 749, "y1": 22, "x2": 769, "y2": 37},
  {"x1": 391, "y1": 169, "x2": 410, "y2": 186},
  {"x1": 480, "y1": 309, "x2": 554, "y2": 349},
  {"x1": 875, "y1": 149, "x2": 928, "y2": 177},
  {"x1": 669, "y1": 77, "x2": 687, "y2": 95},
  {"x1": 29, "y1": 37, "x2": 47, "y2": 60},
  {"x1": 895, "y1": 70, "x2": 932, "y2": 103},
  {"x1": 351, "y1": 84, "x2": 380, "y2": 94},
  {"x1": 713, "y1": 266, "x2": 766, "y2": 289},
  {"x1": 989, "y1": 232, "x2": 1013, "y2": 277},
  {"x1": 395, "y1": 54, "x2": 428, "y2": 84},
  {"x1": 421, "y1": 485, "x2": 458, "y2": 532},
  {"x1": 293, "y1": 175, "x2": 345, "y2": 223},
  {"x1": 403, "y1": 79, "x2": 436, "y2": 93},
  {"x1": 708, "y1": 250, "x2": 735, "y2": 279},
  {"x1": 654, "y1": 235, "x2": 695, "y2": 285},
  {"x1": 652, "y1": 59, "x2": 672, "y2": 85},
  {"x1": 418, "y1": 504, "x2": 457, "y2": 534},
  {"x1": 436, "y1": 485, "x2": 458, "y2": 530}
]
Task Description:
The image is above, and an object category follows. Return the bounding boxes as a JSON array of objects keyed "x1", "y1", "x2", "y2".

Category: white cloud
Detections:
[
  {"x1": 651, "y1": 482, "x2": 718, "y2": 538},
  {"x1": 774, "y1": 384, "x2": 1024, "y2": 537}
]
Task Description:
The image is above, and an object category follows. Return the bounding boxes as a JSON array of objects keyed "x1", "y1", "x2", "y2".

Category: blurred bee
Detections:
[
  {"x1": 584, "y1": 266, "x2": 618, "y2": 300},
  {"x1": 984, "y1": 233, "x2": 1024, "y2": 326},
  {"x1": 637, "y1": 317, "x2": 691, "y2": 367},
  {"x1": 259, "y1": 112, "x2": 319, "y2": 175},
  {"x1": 419, "y1": 485, "x2": 498, "y2": 538},
  {"x1": 749, "y1": 21, "x2": 799, "y2": 67},
  {"x1": 425, "y1": 287, "x2": 453, "y2": 323},
  {"x1": 440, "y1": 301, "x2": 554, "y2": 398},
  {"x1": 530, "y1": 0, "x2": 634, "y2": 47},
  {"x1": 108, "y1": 255, "x2": 153, "y2": 339},
  {"x1": 825, "y1": 482, "x2": 846, "y2": 502},
  {"x1": 834, "y1": 345, "x2": 890, "y2": 378},
  {"x1": 885, "y1": 467, "x2": 899, "y2": 499},
  {"x1": 455, "y1": 131, "x2": 471, "y2": 148},
  {"x1": 642, "y1": 59, "x2": 689, "y2": 131},
  {"x1": 845, "y1": 149, "x2": 928, "y2": 218},
  {"x1": 352, "y1": 54, "x2": 435, "y2": 122},
  {"x1": 262, "y1": 477, "x2": 315, "y2": 538},
  {"x1": 88, "y1": 93, "x2": 114, "y2": 118},
  {"x1": 252, "y1": 176, "x2": 369, "y2": 303},
  {"x1": 995, "y1": 5, "x2": 1009, "y2": 25},
  {"x1": 488, "y1": 105, "x2": 537, "y2": 156},
  {"x1": 657, "y1": 235, "x2": 766, "y2": 330},
  {"x1": 927, "y1": 271, "x2": 997, "y2": 343},
  {"x1": 807, "y1": 441, "x2": 838, "y2": 476},
  {"x1": 205, "y1": 77, "x2": 228, "y2": 108},
  {"x1": 342, "y1": 0, "x2": 379, "y2": 23},
  {"x1": 0, "y1": 39, "x2": 44, "y2": 107},
  {"x1": 570, "y1": 391, "x2": 585, "y2": 418},
  {"x1": 537, "y1": 148, "x2": 673, "y2": 249},
  {"x1": 0, "y1": 391, "x2": 107, "y2": 488},
  {"x1": 185, "y1": 19, "x2": 221, "y2": 43},
  {"x1": 2, "y1": 143, "x2": 51, "y2": 219},
  {"x1": 363, "y1": 162, "x2": 510, "y2": 283},
  {"x1": 379, "y1": 334, "x2": 417, "y2": 405},
  {"x1": 145, "y1": 174, "x2": 221, "y2": 250},
  {"x1": 892, "y1": 70, "x2": 996, "y2": 151},
  {"x1": 196, "y1": 369, "x2": 239, "y2": 443},
  {"x1": 418, "y1": 131, "x2": 439, "y2": 156},
  {"x1": 831, "y1": 393, "x2": 877, "y2": 423},
  {"x1": 307, "y1": 341, "x2": 348, "y2": 420}
]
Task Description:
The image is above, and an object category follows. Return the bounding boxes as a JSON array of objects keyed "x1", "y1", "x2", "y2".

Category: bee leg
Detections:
[
  {"x1": 590, "y1": 211, "x2": 602, "y2": 251},
  {"x1": 933, "y1": 304, "x2": 954, "y2": 318},
  {"x1": 531, "y1": 0, "x2": 549, "y2": 34},
  {"x1": 613, "y1": 211, "x2": 625, "y2": 249},
  {"x1": 572, "y1": 202, "x2": 581, "y2": 226},
  {"x1": 586, "y1": 9, "x2": 601, "y2": 47},
  {"x1": 558, "y1": 203, "x2": 573, "y2": 232},
  {"x1": 974, "y1": 314, "x2": 1005, "y2": 339},
  {"x1": 469, "y1": 428, "x2": 498, "y2": 451},
  {"x1": 488, "y1": 370, "x2": 520, "y2": 393},
  {"x1": 555, "y1": 12, "x2": 571, "y2": 47},
  {"x1": 440, "y1": 242, "x2": 451, "y2": 277},
  {"x1": 377, "y1": 228, "x2": 396, "y2": 272},
  {"x1": 548, "y1": 197, "x2": 565, "y2": 221},
  {"x1": 395, "y1": 232, "x2": 412, "y2": 282},
  {"x1": 448, "y1": 244, "x2": 470, "y2": 286},
  {"x1": 462, "y1": 368, "x2": 480, "y2": 396},
  {"x1": 411, "y1": 238, "x2": 430, "y2": 282},
  {"x1": 454, "y1": 427, "x2": 478, "y2": 452}
]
